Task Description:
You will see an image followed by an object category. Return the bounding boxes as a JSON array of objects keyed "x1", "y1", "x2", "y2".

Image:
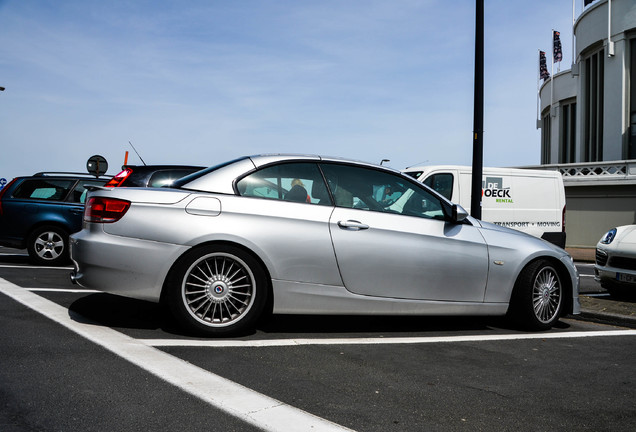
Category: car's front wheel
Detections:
[
  {"x1": 509, "y1": 259, "x2": 563, "y2": 331},
  {"x1": 27, "y1": 225, "x2": 69, "y2": 266},
  {"x1": 165, "y1": 245, "x2": 268, "y2": 336}
]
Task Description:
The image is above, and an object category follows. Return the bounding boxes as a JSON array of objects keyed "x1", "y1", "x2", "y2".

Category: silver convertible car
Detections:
[{"x1": 70, "y1": 155, "x2": 580, "y2": 336}]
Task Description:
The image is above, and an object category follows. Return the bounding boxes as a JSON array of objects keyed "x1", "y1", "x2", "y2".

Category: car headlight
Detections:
[{"x1": 600, "y1": 228, "x2": 617, "y2": 244}]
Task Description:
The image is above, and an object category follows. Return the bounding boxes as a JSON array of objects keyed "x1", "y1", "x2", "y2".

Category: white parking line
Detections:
[
  {"x1": 140, "y1": 329, "x2": 636, "y2": 348},
  {"x1": 0, "y1": 278, "x2": 354, "y2": 432},
  {"x1": 0, "y1": 264, "x2": 73, "y2": 270},
  {"x1": 27, "y1": 288, "x2": 101, "y2": 293}
]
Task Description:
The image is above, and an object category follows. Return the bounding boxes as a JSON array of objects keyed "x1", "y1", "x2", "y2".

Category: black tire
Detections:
[
  {"x1": 26, "y1": 225, "x2": 70, "y2": 266},
  {"x1": 508, "y1": 259, "x2": 563, "y2": 331},
  {"x1": 165, "y1": 245, "x2": 268, "y2": 336}
]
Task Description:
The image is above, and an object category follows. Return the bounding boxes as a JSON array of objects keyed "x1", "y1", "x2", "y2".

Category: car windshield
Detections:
[{"x1": 170, "y1": 157, "x2": 249, "y2": 189}]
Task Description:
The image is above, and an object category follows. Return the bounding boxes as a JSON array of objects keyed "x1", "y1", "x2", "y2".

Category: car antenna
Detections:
[{"x1": 128, "y1": 141, "x2": 147, "y2": 166}]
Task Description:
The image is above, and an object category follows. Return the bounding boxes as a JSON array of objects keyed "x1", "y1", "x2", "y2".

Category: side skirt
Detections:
[{"x1": 271, "y1": 279, "x2": 509, "y2": 316}]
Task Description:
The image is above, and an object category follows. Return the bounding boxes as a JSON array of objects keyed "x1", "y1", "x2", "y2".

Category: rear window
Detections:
[
  {"x1": 172, "y1": 157, "x2": 248, "y2": 188},
  {"x1": 149, "y1": 169, "x2": 202, "y2": 187},
  {"x1": 12, "y1": 179, "x2": 76, "y2": 201}
]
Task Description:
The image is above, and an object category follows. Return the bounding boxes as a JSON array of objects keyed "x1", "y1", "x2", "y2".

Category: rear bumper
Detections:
[{"x1": 70, "y1": 228, "x2": 189, "y2": 302}]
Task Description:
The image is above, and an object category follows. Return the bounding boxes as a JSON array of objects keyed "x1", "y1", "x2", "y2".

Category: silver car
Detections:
[{"x1": 70, "y1": 155, "x2": 580, "y2": 336}]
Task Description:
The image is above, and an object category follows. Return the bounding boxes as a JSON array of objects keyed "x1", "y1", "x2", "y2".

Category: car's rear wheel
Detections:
[
  {"x1": 166, "y1": 245, "x2": 268, "y2": 336},
  {"x1": 27, "y1": 225, "x2": 69, "y2": 266},
  {"x1": 509, "y1": 260, "x2": 563, "y2": 331}
]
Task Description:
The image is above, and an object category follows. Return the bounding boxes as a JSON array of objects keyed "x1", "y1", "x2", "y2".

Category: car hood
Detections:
[
  {"x1": 473, "y1": 218, "x2": 565, "y2": 254},
  {"x1": 615, "y1": 225, "x2": 636, "y2": 247}
]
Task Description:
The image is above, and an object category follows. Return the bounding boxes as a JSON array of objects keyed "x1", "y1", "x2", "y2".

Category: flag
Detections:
[
  {"x1": 539, "y1": 51, "x2": 550, "y2": 80},
  {"x1": 553, "y1": 31, "x2": 563, "y2": 63}
]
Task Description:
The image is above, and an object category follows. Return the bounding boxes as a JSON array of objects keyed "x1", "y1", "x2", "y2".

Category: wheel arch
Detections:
[
  {"x1": 160, "y1": 240, "x2": 274, "y2": 313},
  {"x1": 27, "y1": 220, "x2": 72, "y2": 239},
  {"x1": 509, "y1": 255, "x2": 574, "y2": 317}
]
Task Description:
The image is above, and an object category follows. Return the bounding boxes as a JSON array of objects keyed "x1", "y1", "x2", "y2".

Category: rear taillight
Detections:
[
  {"x1": 0, "y1": 178, "x2": 18, "y2": 216},
  {"x1": 105, "y1": 168, "x2": 133, "y2": 187},
  {"x1": 85, "y1": 197, "x2": 131, "y2": 223}
]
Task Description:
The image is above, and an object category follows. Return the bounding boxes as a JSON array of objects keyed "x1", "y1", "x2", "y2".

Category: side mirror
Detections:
[{"x1": 451, "y1": 204, "x2": 469, "y2": 223}]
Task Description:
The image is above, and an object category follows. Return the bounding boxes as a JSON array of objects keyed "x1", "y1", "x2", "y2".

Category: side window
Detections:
[
  {"x1": 12, "y1": 179, "x2": 75, "y2": 201},
  {"x1": 236, "y1": 163, "x2": 332, "y2": 206},
  {"x1": 423, "y1": 173, "x2": 454, "y2": 201},
  {"x1": 321, "y1": 163, "x2": 447, "y2": 220},
  {"x1": 70, "y1": 180, "x2": 106, "y2": 203}
]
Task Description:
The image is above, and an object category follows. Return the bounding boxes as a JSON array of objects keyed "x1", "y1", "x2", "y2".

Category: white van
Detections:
[{"x1": 403, "y1": 165, "x2": 566, "y2": 248}]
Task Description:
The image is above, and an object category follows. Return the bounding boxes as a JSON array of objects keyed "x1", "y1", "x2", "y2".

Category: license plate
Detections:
[{"x1": 617, "y1": 273, "x2": 636, "y2": 284}]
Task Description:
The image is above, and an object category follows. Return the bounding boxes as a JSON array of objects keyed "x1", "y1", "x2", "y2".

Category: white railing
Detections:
[{"x1": 521, "y1": 160, "x2": 636, "y2": 183}]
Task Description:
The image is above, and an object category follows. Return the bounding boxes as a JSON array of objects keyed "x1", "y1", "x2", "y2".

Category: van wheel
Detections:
[
  {"x1": 27, "y1": 226, "x2": 69, "y2": 266},
  {"x1": 165, "y1": 245, "x2": 268, "y2": 336},
  {"x1": 509, "y1": 260, "x2": 563, "y2": 331}
]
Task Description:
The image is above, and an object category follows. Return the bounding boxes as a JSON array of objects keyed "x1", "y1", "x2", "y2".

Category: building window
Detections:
[
  {"x1": 541, "y1": 111, "x2": 551, "y2": 164},
  {"x1": 584, "y1": 49, "x2": 604, "y2": 162},
  {"x1": 560, "y1": 101, "x2": 576, "y2": 163}
]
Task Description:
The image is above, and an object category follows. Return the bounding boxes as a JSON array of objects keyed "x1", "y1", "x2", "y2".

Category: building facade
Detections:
[{"x1": 537, "y1": 0, "x2": 636, "y2": 248}]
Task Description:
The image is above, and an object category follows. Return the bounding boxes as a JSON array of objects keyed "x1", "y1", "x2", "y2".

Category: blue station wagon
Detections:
[{"x1": 0, "y1": 172, "x2": 107, "y2": 265}]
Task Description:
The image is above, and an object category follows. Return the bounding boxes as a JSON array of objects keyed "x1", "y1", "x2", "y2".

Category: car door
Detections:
[{"x1": 321, "y1": 163, "x2": 489, "y2": 302}]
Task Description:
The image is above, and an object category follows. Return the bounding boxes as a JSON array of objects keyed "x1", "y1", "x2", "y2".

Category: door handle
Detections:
[{"x1": 337, "y1": 220, "x2": 369, "y2": 230}]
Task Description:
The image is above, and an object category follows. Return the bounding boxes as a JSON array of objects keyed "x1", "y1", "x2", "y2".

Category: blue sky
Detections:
[{"x1": 0, "y1": 0, "x2": 579, "y2": 181}]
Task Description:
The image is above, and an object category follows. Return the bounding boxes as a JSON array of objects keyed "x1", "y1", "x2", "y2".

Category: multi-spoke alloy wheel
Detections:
[
  {"x1": 167, "y1": 245, "x2": 268, "y2": 336},
  {"x1": 509, "y1": 259, "x2": 564, "y2": 331},
  {"x1": 183, "y1": 253, "x2": 255, "y2": 327},
  {"x1": 532, "y1": 266, "x2": 562, "y2": 324},
  {"x1": 27, "y1": 226, "x2": 69, "y2": 266}
]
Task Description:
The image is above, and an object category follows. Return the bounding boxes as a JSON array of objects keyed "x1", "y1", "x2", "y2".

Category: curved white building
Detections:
[{"x1": 536, "y1": 0, "x2": 636, "y2": 249}]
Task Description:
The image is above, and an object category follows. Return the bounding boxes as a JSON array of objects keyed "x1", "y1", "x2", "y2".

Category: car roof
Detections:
[
  {"x1": 177, "y1": 154, "x2": 406, "y2": 195},
  {"x1": 248, "y1": 154, "x2": 401, "y2": 173},
  {"x1": 120, "y1": 164, "x2": 206, "y2": 170},
  {"x1": 31, "y1": 172, "x2": 110, "y2": 179}
]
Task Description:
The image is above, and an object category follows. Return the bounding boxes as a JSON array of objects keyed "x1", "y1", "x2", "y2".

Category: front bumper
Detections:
[
  {"x1": 595, "y1": 267, "x2": 636, "y2": 289},
  {"x1": 594, "y1": 248, "x2": 636, "y2": 289}
]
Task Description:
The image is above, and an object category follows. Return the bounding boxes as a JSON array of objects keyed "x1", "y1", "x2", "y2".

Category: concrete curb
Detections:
[
  {"x1": 574, "y1": 295, "x2": 636, "y2": 328},
  {"x1": 575, "y1": 310, "x2": 636, "y2": 328},
  {"x1": 566, "y1": 247, "x2": 596, "y2": 263}
]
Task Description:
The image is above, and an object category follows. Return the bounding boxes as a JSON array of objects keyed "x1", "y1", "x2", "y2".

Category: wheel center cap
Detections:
[
  {"x1": 206, "y1": 280, "x2": 229, "y2": 301},
  {"x1": 542, "y1": 287, "x2": 550, "y2": 300}
]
